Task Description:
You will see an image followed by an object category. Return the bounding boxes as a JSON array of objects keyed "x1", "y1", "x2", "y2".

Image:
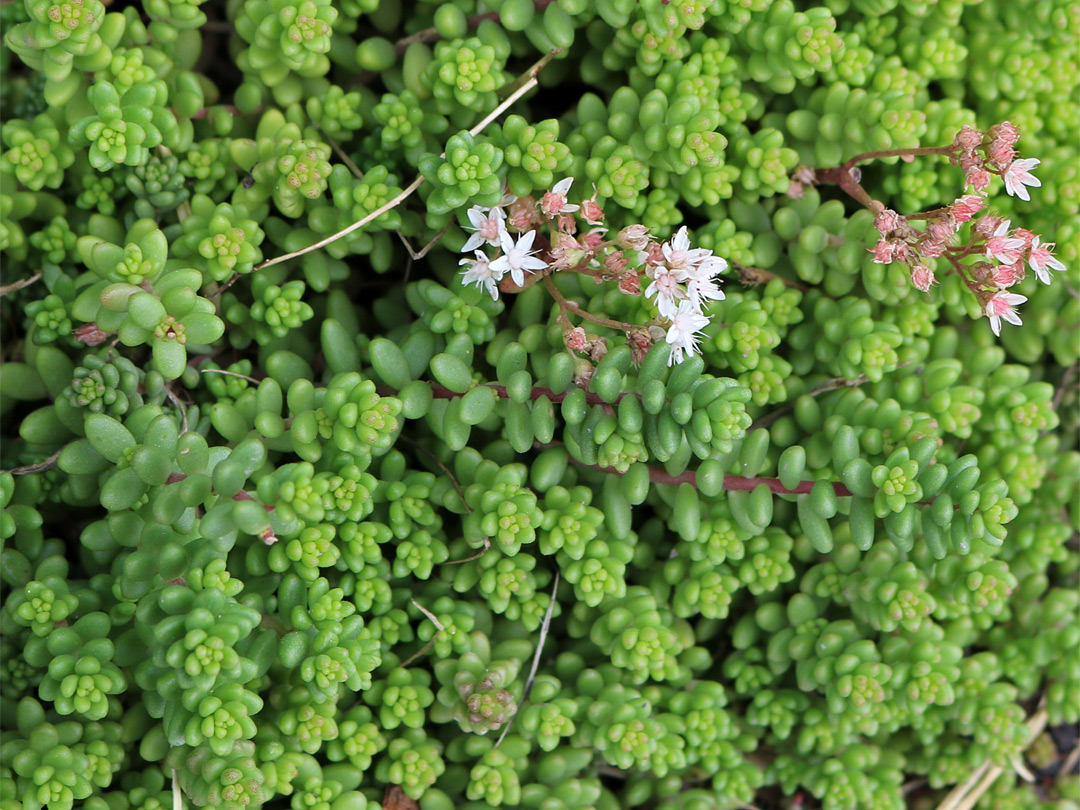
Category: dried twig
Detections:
[
  {"x1": 399, "y1": 600, "x2": 445, "y2": 668},
  {"x1": 0, "y1": 271, "x2": 42, "y2": 298},
  {"x1": 496, "y1": 570, "x2": 559, "y2": 747},
  {"x1": 397, "y1": 225, "x2": 450, "y2": 261},
  {"x1": 443, "y1": 536, "x2": 490, "y2": 565},
  {"x1": 199, "y1": 367, "x2": 261, "y2": 384},
  {"x1": 2, "y1": 449, "x2": 62, "y2": 476},
  {"x1": 933, "y1": 708, "x2": 1048, "y2": 810},
  {"x1": 221, "y1": 50, "x2": 557, "y2": 294}
]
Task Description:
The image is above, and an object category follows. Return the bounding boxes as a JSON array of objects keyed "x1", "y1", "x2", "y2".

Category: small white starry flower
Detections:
[
  {"x1": 665, "y1": 299, "x2": 711, "y2": 365},
  {"x1": 1002, "y1": 158, "x2": 1041, "y2": 202},
  {"x1": 661, "y1": 226, "x2": 714, "y2": 273},
  {"x1": 684, "y1": 256, "x2": 728, "y2": 310},
  {"x1": 1027, "y1": 236, "x2": 1065, "y2": 285},
  {"x1": 459, "y1": 250, "x2": 501, "y2": 300},
  {"x1": 644, "y1": 263, "x2": 689, "y2": 319},
  {"x1": 984, "y1": 291, "x2": 1027, "y2": 336},
  {"x1": 489, "y1": 229, "x2": 548, "y2": 287},
  {"x1": 461, "y1": 206, "x2": 507, "y2": 253}
]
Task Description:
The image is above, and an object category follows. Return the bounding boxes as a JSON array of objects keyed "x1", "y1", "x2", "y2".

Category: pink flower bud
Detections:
[
  {"x1": 927, "y1": 214, "x2": 956, "y2": 243},
  {"x1": 958, "y1": 151, "x2": 983, "y2": 173},
  {"x1": 874, "y1": 208, "x2": 903, "y2": 236},
  {"x1": 565, "y1": 326, "x2": 588, "y2": 351},
  {"x1": 987, "y1": 140, "x2": 1016, "y2": 169},
  {"x1": 871, "y1": 239, "x2": 897, "y2": 264},
  {"x1": 616, "y1": 224, "x2": 651, "y2": 251},
  {"x1": 1011, "y1": 227, "x2": 1036, "y2": 249},
  {"x1": 988, "y1": 121, "x2": 1020, "y2": 147},
  {"x1": 508, "y1": 195, "x2": 539, "y2": 232},
  {"x1": 618, "y1": 272, "x2": 641, "y2": 295},
  {"x1": 950, "y1": 194, "x2": 986, "y2": 223},
  {"x1": 966, "y1": 167, "x2": 992, "y2": 192},
  {"x1": 643, "y1": 241, "x2": 665, "y2": 265},
  {"x1": 604, "y1": 251, "x2": 629, "y2": 275},
  {"x1": 910, "y1": 265, "x2": 936, "y2": 291},
  {"x1": 589, "y1": 337, "x2": 608, "y2": 362},
  {"x1": 581, "y1": 229, "x2": 607, "y2": 251},
  {"x1": 953, "y1": 125, "x2": 984, "y2": 151},
  {"x1": 628, "y1": 329, "x2": 654, "y2": 365},
  {"x1": 549, "y1": 232, "x2": 588, "y2": 271},
  {"x1": 581, "y1": 197, "x2": 605, "y2": 226},
  {"x1": 785, "y1": 179, "x2": 805, "y2": 199},
  {"x1": 540, "y1": 190, "x2": 568, "y2": 217},
  {"x1": 974, "y1": 215, "x2": 1006, "y2": 239},
  {"x1": 990, "y1": 261, "x2": 1025, "y2": 288},
  {"x1": 919, "y1": 239, "x2": 947, "y2": 258},
  {"x1": 556, "y1": 213, "x2": 578, "y2": 234}
]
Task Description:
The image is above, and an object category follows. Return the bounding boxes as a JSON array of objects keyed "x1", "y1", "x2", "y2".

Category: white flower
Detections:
[
  {"x1": 1027, "y1": 236, "x2": 1065, "y2": 285},
  {"x1": 459, "y1": 251, "x2": 501, "y2": 300},
  {"x1": 461, "y1": 206, "x2": 507, "y2": 253},
  {"x1": 984, "y1": 219, "x2": 1024, "y2": 265},
  {"x1": 661, "y1": 226, "x2": 714, "y2": 273},
  {"x1": 684, "y1": 256, "x2": 728, "y2": 309},
  {"x1": 489, "y1": 229, "x2": 548, "y2": 287},
  {"x1": 665, "y1": 299, "x2": 711, "y2": 365},
  {"x1": 644, "y1": 263, "x2": 689, "y2": 319},
  {"x1": 1002, "y1": 158, "x2": 1041, "y2": 202},
  {"x1": 984, "y1": 291, "x2": 1027, "y2": 336}
]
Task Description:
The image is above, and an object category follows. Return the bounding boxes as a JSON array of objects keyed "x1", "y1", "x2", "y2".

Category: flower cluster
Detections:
[
  {"x1": 458, "y1": 178, "x2": 729, "y2": 366},
  {"x1": 827, "y1": 123, "x2": 1065, "y2": 337}
]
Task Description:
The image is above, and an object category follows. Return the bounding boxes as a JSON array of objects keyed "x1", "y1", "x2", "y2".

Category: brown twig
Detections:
[
  {"x1": 219, "y1": 50, "x2": 558, "y2": 297},
  {"x1": 733, "y1": 262, "x2": 807, "y2": 291},
  {"x1": 2, "y1": 448, "x2": 62, "y2": 476},
  {"x1": 0, "y1": 271, "x2": 42, "y2": 298}
]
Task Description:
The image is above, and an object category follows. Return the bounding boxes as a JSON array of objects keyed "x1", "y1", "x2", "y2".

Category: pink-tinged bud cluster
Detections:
[
  {"x1": 851, "y1": 122, "x2": 1062, "y2": 339},
  {"x1": 456, "y1": 179, "x2": 730, "y2": 366}
]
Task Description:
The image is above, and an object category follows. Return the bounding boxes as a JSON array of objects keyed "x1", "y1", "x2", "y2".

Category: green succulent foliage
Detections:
[
  {"x1": 1, "y1": 113, "x2": 75, "y2": 190},
  {"x1": 175, "y1": 195, "x2": 265, "y2": 282},
  {"x1": 68, "y1": 80, "x2": 177, "y2": 171},
  {"x1": 419, "y1": 131, "x2": 505, "y2": 220},
  {"x1": 2, "y1": 1, "x2": 1078, "y2": 809}
]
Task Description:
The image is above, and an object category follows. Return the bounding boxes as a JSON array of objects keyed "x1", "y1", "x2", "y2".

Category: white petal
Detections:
[
  {"x1": 461, "y1": 233, "x2": 485, "y2": 253},
  {"x1": 989, "y1": 314, "x2": 1002, "y2": 336},
  {"x1": 520, "y1": 256, "x2": 549, "y2": 271},
  {"x1": 552, "y1": 178, "x2": 574, "y2": 196},
  {"x1": 498, "y1": 230, "x2": 515, "y2": 253},
  {"x1": 517, "y1": 230, "x2": 537, "y2": 251}
]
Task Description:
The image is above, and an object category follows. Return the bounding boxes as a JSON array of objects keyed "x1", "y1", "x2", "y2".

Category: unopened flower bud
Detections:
[
  {"x1": 565, "y1": 326, "x2": 588, "y2": 352},
  {"x1": 642, "y1": 242, "x2": 665, "y2": 266},
  {"x1": 874, "y1": 208, "x2": 903, "y2": 236},
  {"x1": 988, "y1": 121, "x2": 1020, "y2": 147},
  {"x1": 1010, "y1": 227, "x2": 1036, "y2": 249},
  {"x1": 958, "y1": 151, "x2": 983, "y2": 173},
  {"x1": 919, "y1": 240, "x2": 948, "y2": 258},
  {"x1": 628, "y1": 329, "x2": 653, "y2": 365},
  {"x1": 581, "y1": 196, "x2": 605, "y2": 226},
  {"x1": 508, "y1": 195, "x2": 539, "y2": 232},
  {"x1": 549, "y1": 232, "x2": 588, "y2": 271},
  {"x1": 871, "y1": 239, "x2": 897, "y2": 264},
  {"x1": 910, "y1": 265, "x2": 936, "y2": 292},
  {"x1": 581, "y1": 229, "x2": 607, "y2": 251},
  {"x1": 588, "y1": 336, "x2": 608, "y2": 362},
  {"x1": 966, "y1": 167, "x2": 992, "y2": 192},
  {"x1": 975, "y1": 215, "x2": 1006, "y2": 239},
  {"x1": 990, "y1": 262, "x2": 1025, "y2": 288},
  {"x1": 604, "y1": 251, "x2": 629, "y2": 276},
  {"x1": 953, "y1": 125, "x2": 984, "y2": 151},
  {"x1": 987, "y1": 140, "x2": 1016, "y2": 169},
  {"x1": 927, "y1": 214, "x2": 956, "y2": 243},
  {"x1": 618, "y1": 272, "x2": 641, "y2": 295},
  {"x1": 950, "y1": 194, "x2": 986, "y2": 223},
  {"x1": 616, "y1": 224, "x2": 651, "y2": 251}
]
